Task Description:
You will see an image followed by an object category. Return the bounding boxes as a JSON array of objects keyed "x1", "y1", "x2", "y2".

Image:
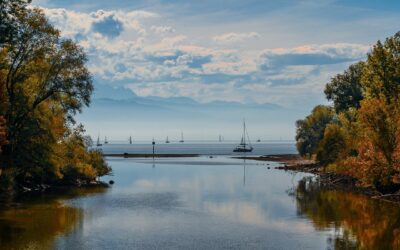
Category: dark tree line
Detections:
[{"x1": 0, "y1": 1, "x2": 111, "y2": 191}]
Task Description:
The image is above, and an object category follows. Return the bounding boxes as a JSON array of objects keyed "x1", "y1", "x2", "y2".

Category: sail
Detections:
[
  {"x1": 240, "y1": 136, "x2": 245, "y2": 145},
  {"x1": 233, "y1": 120, "x2": 253, "y2": 152}
]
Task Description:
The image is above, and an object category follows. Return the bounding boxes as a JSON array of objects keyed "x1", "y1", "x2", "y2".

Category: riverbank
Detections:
[
  {"x1": 16, "y1": 180, "x2": 110, "y2": 193},
  {"x1": 0, "y1": 179, "x2": 110, "y2": 202},
  {"x1": 104, "y1": 153, "x2": 199, "y2": 158},
  {"x1": 239, "y1": 154, "x2": 400, "y2": 204}
]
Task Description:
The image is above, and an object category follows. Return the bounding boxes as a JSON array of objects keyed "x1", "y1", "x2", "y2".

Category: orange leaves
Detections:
[
  {"x1": 0, "y1": 116, "x2": 8, "y2": 152},
  {"x1": 342, "y1": 98, "x2": 400, "y2": 185}
]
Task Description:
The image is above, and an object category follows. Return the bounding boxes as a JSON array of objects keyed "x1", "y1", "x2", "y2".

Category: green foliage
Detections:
[
  {"x1": 362, "y1": 32, "x2": 400, "y2": 104},
  {"x1": 57, "y1": 127, "x2": 112, "y2": 182},
  {"x1": 324, "y1": 62, "x2": 364, "y2": 113},
  {"x1": 316, "y1": 124, "x2": 345, "y2": 166},
  {"x1": 297, "y1": 31, "x2": 400, "y2": 188},
  {"x1": 0, "y1": 3, "x2": 111, "y2": 189},
  {"x1": 295, "y1": 105, "x2": 334, "y2": 157},
  {"x1": 0, "y1": 0, "x2": 32, "y2": 46}
]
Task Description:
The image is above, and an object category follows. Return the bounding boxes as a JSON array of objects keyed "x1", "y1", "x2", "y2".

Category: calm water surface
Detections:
[
  {"x1": 1, "y1": 155, "x2": 400, "y2": 249},
  {"x1": 98, "y1": 141, "x2": 297, "y2": 156}
]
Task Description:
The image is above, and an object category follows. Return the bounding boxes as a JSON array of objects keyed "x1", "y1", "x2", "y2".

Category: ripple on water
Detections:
[{"x1": 68, "y1": 192, "x2": 182, "y2": 211}]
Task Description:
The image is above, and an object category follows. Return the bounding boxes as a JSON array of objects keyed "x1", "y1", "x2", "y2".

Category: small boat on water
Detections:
[
  {"x1": 96, "y1": 135, "x2": 102, "y2": 147},
  {"x1": 179, "y1": 132, "x2": 184, "y2": 143},
  {"x1": 233, "y1": 120, "x2": 253, "y2": 152},
  {"x1": 129, "y1": 136, "x2": 132, "y2": 144},
  {"x1": 104, "y1": 136, "x2": 109, "y2": 144},
  {"x1": 256, "y1": 138, "x2": 261, "y2": 142},
  {"x1": 166, "y1": 136, "x2": 170, "y2": 143}
]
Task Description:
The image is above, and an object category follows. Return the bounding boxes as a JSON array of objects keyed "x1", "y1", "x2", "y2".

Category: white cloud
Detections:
[
  {"x1": 42, "y1": 8, "x2": 157, "y2": 38},
  {"x1": 40, "y1": 7, "x2": 371, "y2": 107},
  {"x1": 151, "y1": 25, "x2": 176, "y2": 34},
  {"x1": 213, "y1": 32, "x2": 260, "y2": 43}
]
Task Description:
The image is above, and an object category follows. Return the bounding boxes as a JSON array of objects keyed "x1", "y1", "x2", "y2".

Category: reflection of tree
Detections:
[
  {"x1": 295, "y1": 177, "x2": 400, "y2": 250},
  {"x1": 0, "y1": 186, "x2": 107, "y2": 249}
]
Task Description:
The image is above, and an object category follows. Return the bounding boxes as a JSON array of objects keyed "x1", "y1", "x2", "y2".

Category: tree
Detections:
[
  {"x1": 316, "y1": 124, "x2": 346, "y2": 166},
  {"x1": 295, "y1": 105, "x2": 335, "y2": 157},
  {"x1": 0, "y1": 0, "x2": 32, "y2": 46},
  {"x1": 340, "y1": 31, "x2": 400, "y2": 186},
  {"x1": 324, "y1": 62, "x2": 364, "y2": 113},
  {"x1": 344, "y1": 98, "x2": 400, "y2": 186},
  {"x1": 1, "y1": 9, "x2": 92, "y2": 167},
  {"x1": 0, "y1": 5, "x2": 110, "y2": 188},
  {"x1": 0, "y1": 116, "x2": 7, "y2": 153},
  {"x1": 362, "y1": 32, "x2": 400, "y2": 104}
]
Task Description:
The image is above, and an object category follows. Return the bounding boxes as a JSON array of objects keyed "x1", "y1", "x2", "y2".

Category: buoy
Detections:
[{"x1": 109, "y1": 180, "x2": 115, "y2": 185}]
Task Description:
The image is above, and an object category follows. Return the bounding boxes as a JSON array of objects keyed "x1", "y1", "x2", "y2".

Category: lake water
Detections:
[
  {"x1": 97, "y1": 141, "x2": 297, "y2": 156},
  {"x1": 1, "y1": 145, "x2": 400, "y2": 249}
]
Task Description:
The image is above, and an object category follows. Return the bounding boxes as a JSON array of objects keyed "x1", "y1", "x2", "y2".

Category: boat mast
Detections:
[
  {"x1": 245, "y1": 121, "x2": 252, "y2": 148},
  {"x1": 243, "y1": 119, "x2": 246, "y2": 146}
]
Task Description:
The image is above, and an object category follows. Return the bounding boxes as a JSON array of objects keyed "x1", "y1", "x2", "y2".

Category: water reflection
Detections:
[
  {"x1": 0, "y1": 187, "x2": 107, "y2": 250},
  {"x1": 3, "y1": 157, "x2": 400, "y2": 249},
  {"x1": 294, "y1": 177, "x2": 400, "y2": 250}
]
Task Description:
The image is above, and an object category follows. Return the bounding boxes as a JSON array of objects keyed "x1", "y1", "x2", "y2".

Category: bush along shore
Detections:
[
  {"x1": 0, "y1": 1, "x2": 112, "y2": 197},
  {"x1": 241, "y1": 154, "x2": 400, "y2": 204},
  {"x1": 288, "y1": 31, "x2": 400, "y2": 203}
]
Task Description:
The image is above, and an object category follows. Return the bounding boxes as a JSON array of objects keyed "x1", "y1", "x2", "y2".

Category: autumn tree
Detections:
[
  {"x1": 297, "y1": 31, "x2": 400, "y2": 189},
  {"x1": 1, "y1": 9, "x2": 92, "y2": 167},
  {"x1": 0, "y1": 3, "x2": 111, "y2": 188},
  {"x1": 324, "y1": 61, "x2": 365, "y2": 113},
  {"x1": 295, "y1": 105, "x2": 335, "y2": 158},
  {"x1": 361, "y1": 32, "x2": 400, "y2": 104},
  {"x1": 344, "y1": 32, "x2": 400, "y2": 186},
  {"x1": 316, "y1": 123, "x2": 346, "y2": 166},
  {"x1": 0, "y1": 116, "x2": 7, "y2": 153}
]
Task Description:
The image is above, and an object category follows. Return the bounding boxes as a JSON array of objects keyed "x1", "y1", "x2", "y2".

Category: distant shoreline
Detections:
[{"x1": 104, "y1": 153, "x2": 200, "y2": 158}]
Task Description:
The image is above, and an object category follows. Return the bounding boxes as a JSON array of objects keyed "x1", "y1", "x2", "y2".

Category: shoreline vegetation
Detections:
[
  {"x1": 0, "y1": 1, "x2": 112, "y2": 197},
  {"x1": 105, "y1": 153, "x2": 199, "y2": 158},
  {"x1": 241, "y1": 154, "x2": 400, "y2": 204},
  {"x1": 293, "y1": 31, "x2": 400, "y2": 200}
]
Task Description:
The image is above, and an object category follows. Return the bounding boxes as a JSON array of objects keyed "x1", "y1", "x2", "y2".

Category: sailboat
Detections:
[
  {"x1": 233, "y1": 120, "x2": 253, "y2": 152},
  {"x1": 166, "y1": 136, "x2": 170, "y2": 143},
  {"x1": 256, "y1": 138, "x2": 261, "y2": 142},
  {"x1": 104, "y1": 136, "x2": 109, "y2": 144},
  {"x1": 96, "y1": 135, "x2": 102, "y2": 147},
  {"x1": 179, "y1": 132, "x2": 184, "y2": 143},
  {"x1": 129, "y1": 136, "x2": 132, "y2": 144}
]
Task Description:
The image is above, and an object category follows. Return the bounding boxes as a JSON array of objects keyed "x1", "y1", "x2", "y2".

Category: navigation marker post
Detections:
[{"x1": 152, "y1": 138, "x2": 155, "y2": 158}]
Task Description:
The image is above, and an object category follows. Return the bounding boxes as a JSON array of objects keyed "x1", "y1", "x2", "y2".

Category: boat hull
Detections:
[{"x1": 233, "y1": 148, "x2": 253, "y2": 152}]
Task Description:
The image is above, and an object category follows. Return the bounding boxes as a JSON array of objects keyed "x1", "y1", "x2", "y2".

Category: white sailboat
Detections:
[
  {"x1": 233, "y1": 120, "x2": 253, "y2": 152},
  {"x1": 96, "y1": 135, "x2": 102, "y2": 147},
  {"x1": 166, "y1": 136, "x2": 170, "y2": 143},
  {"x1": 179, "y1": 132, "x2": 184, "y2": 143},
  {"x1": 129, "y1": 136, "x2": 132, "y2": 144}
]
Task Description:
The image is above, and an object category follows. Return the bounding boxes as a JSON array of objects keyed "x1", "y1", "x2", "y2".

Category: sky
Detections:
[{"x1": 31, "y1": 0, "x2": 400, "y2": 141}]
